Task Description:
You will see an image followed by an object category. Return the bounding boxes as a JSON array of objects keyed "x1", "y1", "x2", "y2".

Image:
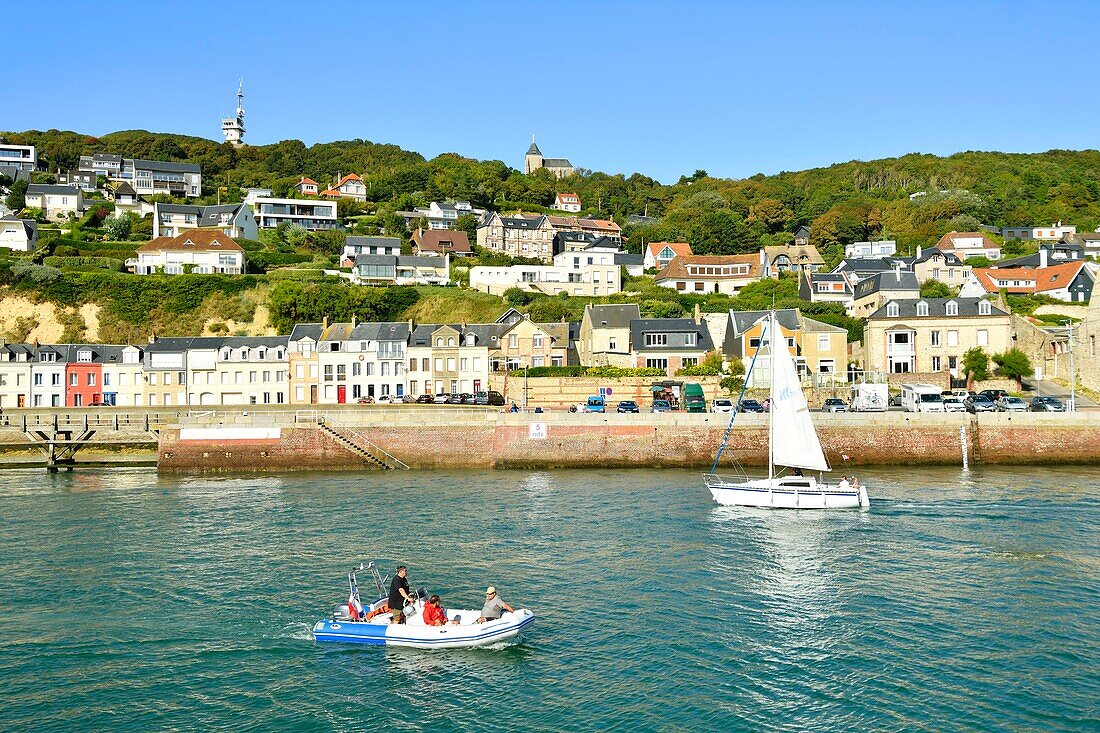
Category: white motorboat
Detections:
[
  {"x1": 313, "y1": 563, "x2": 534, "y2": 649},
  {"x1": 704, "y1": 311, "x2": 870, "y2": 510}
]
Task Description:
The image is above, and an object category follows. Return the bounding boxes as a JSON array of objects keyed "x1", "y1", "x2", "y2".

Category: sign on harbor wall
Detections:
[{"x1": 528, "y1": 422, "x2": 548, "y2": 440}]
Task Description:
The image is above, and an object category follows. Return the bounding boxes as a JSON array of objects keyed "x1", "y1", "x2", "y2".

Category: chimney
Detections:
[
  {"x1": 322, "y1": 316, "x2": 329, "y2": 330},
  {"x1": 895, "y1": 261, "x2": 902, "y2": 282},
  {"x1": 1039, "y1": 246, "x2": 1048, "y2": 269},
  {"x1": 147, "y1": 332, "x2": 156, "y2": 344},
  {"x1": 916, "y1": 245, "x2": 922, "y2": 259},
  {"x1": 408, "y1": 318, "x2": 414, "y2": 332},
  {"x1": 694, "y1": 303, "x2": 702, "y2": 325},
  {"x1": 351, "y1": 314, "x2": 358, "y2": 328}
]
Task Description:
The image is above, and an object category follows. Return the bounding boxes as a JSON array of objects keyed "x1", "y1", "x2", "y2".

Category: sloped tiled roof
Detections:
[
  {"x1": 970, "y1": 261, "x2": 1088, "y2": 294},
  {"x1": 136, "y1": 230, "x2": 244, "y2": 253},
  {"x1": 647, "y1": 241, "x2": 693, "y2": 259},
  {"x1": 413, "y1": 229, "x2": 471, "y2": 253},
  {"x1": 655, "y1": 254, "x2": 761, "y2": 281}
]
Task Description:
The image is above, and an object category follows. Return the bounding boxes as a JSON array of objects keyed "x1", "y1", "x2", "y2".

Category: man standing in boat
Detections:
[{"x1": 389, "y1": 566, "x2": 415, "y2": 624}]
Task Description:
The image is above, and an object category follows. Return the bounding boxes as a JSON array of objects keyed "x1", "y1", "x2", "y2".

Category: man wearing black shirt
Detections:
[{"x1": 388, "y1": 565, "x2": 414, "y2": 624}]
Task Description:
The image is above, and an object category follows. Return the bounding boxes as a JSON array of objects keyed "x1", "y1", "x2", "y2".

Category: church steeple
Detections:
[
  {"x1": 524, "y1": 134, "x2": 543, "y2": 174},
  {"x1": 526, "y1": 134, "x2": 541, "y2": 156}
]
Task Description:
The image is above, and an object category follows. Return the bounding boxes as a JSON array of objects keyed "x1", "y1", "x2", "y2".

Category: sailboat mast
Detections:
[{"x1": 768, "y1": 311, "x2": 775, "y2": 484}]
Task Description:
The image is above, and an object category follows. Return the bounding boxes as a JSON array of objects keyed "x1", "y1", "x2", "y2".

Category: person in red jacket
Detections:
[{"x1": 422, "y1": 595, "x2": 449, "y2": 626}]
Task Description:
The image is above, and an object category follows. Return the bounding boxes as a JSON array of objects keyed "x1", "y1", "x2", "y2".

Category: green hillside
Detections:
[{"x1": 6, "y1": 128, "x2": 1100, "y2": 265}]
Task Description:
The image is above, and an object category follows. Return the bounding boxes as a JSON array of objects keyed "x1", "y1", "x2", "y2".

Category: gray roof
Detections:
[
  {"x1": 346, "y1": 236, "x2": 402, "y2": 249},
  {"x1": 289, "y1": 323, "x2": 324, "y2": 342},
  {"x1": 27, "y1": 184, "x2": 80, "y2": 195},
  {"x1": 869, "y1": 297, "x2": 1007, "y2": 320},
  {"x1": 157, "y1": 202, "x2": 246, "y2": 226},
  {"x1": 728, "y1": 309, "x2": 801, "y2": 336},
  {"x1": 84, "y1": 153, "x2": 123, "y2": 163},
  {"x1": 494, "y1": 215, "x2": 547, "y2": 230},
  {"x1": 353, "y1": 254, "x2": 397, "y2": 268},
  {"x1": 397, "y1": 255, "x2": 445, "y2": 267},
  {"x1": 527, "y1": 141, "x2": 542, "y2": 155},
  {"x1": 794, "y1": 225, "x2": 811, "y2": 237},
  {"x1": 853, "y1": 270, "x2": 920, "y2": 298},
  {"x1": 834, "y1": 257, "x2": 907, "y2": 275},
  {"x1": 913, "y1": 248, "x2": 964, "y2": 265},
  {"x1": 542, "y1": 158, "x2": 573, "y2": 168},
  {"x1": 614, "y1": 252, "x2": 644, "y2": 266},
  {"x1": 629, "y1": 318, "x2": 715, "y2": 352},
  {"x1": 585, "y1": 304, "x2": 641, "y2": 329},
  {"x1": 144, "y1": 337, "x2": 195, "y2": 353},
  {"x1": 132, "y1": 159, "x2": 200, "y2": 174},
  {"x1": 0, "y1": 215, "x2": 37, "y2": 238},
  {"x1": 0, "y1": 165, "x2": 31, "y2": 183},
  {"x1": 992, "y1": 243, "x2": 1085, "y2": 269}
]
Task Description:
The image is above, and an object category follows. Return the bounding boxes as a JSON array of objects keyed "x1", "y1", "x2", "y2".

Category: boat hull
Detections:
[
  {"x1": 313, "y1": 609, "x2": 535, "y2": 649},
  {"x1": 706, "y1": 476, "x2": 869, "y2": 510}
]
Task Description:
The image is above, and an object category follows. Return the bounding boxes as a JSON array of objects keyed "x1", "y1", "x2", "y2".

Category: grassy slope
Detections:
[{"x1": 400, "y1": 286, "x2": 507, "y2": 324}]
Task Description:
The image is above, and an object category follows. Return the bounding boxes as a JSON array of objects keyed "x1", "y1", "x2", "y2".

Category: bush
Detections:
[
  {"x1": 42, "y1": 256, "x2": 124, "y2": 271},
  {"x1": 506, "y1": 366, "x2": 586, "y2": 377},
  {"x1": 720, "y1": 375, "x2": 745, "y2": 393}
]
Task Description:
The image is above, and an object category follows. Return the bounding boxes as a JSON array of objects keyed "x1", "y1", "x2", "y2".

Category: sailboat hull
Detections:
[{"x1": 706, "y1": 476, "x2": 869, "y2": 510}]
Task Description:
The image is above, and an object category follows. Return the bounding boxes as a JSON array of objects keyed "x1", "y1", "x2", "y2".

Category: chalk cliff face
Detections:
[{"x1": 156, "y1": 413, "x2": 1100, "y2": 472}]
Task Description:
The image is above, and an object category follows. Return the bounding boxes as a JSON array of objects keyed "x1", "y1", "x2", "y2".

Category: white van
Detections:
[{"x1": 901, "y1": 383, "x2": 946, "y2": 413}]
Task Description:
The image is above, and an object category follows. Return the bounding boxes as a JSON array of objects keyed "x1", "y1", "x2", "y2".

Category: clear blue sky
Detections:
[{"x1": 7, "y1": 1, "x2": 1099, "y2": 182}]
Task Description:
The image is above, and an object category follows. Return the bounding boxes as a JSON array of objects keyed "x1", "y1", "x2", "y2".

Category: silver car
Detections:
[
  {"x1": 996, "y1": 396, "x2": 1028, "y2": 412},
  {"x1": 711, "y1": 398, "x2": 734, "y2": 413},
  {"x1": 942, "y1": 397, "x2": 967, "y2": 413}
]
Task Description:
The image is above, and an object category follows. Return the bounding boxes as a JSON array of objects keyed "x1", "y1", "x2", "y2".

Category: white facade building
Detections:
[
  {"x1": 845, "y1": 240, "x2": 897, "y2": 259},
  {"x1": 135, "y1": 231, "x2": 246, "y2": 275},
  {"x1": 0, "y1": 143, "x2": 36, "y2": 171},
  {"x1": 0, "y1": 216, "x2": 37, "y2": 252},
  {"x1": 251, "y1": 197, "x2": 339, "y2": 230},
  {"x1": 1001, "y1": 222, "x2": 1077, "y2": 241},
  {"x1": 153, "y1": 202, "x2": 258, "y2": 239},
  {"x1": 24, "y1": 184, "x2": 83, "y2": 219}
]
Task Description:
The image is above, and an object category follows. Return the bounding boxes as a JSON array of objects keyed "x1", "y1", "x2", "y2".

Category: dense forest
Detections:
[{"x1": 6, "y1": 128, "x2": 1100, "y2": 268}]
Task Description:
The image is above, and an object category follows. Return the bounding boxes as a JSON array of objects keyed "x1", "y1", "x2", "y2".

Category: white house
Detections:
[
  {"x1": 320, "y1": 173, "x2": 367, "y2": 201},
  {"x1": 352, "y1": 255, "x2": 450, "y2": 286},
  {"x1": 153, "y1": 202, "x2": 258, "y2": 239},
  {"x1": 251, "y1": 197, "x2": 339, "y2": 230},
  {"x1": 134, "y1": 231, "x2": 246, "y2": 275},
  {"x1": 342, "y1": 236, "x2": 402, "y2": 265},
  {"x1": 29, "y1": 345, "x2": 66, "y2": 408},
  {"x1": 1001, "y1": 222, "x2": 1077, "y2": 241},
  {"x1": 845, "y1": 240, "x2": 897, "y2": 259},
  {"x1": 125, "y1": 159, "x2": 202, "y2": 198},
  {"x1": 470, "y1": 258, "x2": 620, "y2": 297},
  {"x1": 935, "y1": 231, "x2": 1001, "y2": 260},
  {"x1": 314, "y1": 321, "x2": 411, "y2": 403},
  {"x1": 0, "y1": 143, "x2": 36, "y2": 172},
  {"x1": 553, "y1": 193, "x2": 582, "y2": 212},
  {"x1": 24, "y1": 184, "x2": 83, "y2": 220},
  {"x1": 643, "y1": 242, "x2": 693, "y2": 270},
  {"x1": 654, "y1": 254, "x2": 762, "y2": 295},
  {"x1": 293, "y1": 177, "x2": 320, "y2": 196},
  {"x1": 0, "y1": 216, "x2": 37, "y2": 252}
]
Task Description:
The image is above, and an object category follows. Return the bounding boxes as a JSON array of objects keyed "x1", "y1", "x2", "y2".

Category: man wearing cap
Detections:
[
  {"x1": 388, "y1": 565, "x2": 415, "y2": 624},
  {"x1": 476, "y1": 586, "x2": 514, "y2": 623}
]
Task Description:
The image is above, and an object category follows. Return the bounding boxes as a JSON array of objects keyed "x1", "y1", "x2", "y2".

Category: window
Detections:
[
  {"x1": 508, "y1": 334, "x2": 518, "y2": 349},
  {"x1": 947, "y1": 330, "x2": 958, "y2": 347},
  {"x1": 645, "y1": 358, "x2": 669, "y2": 371},
  {"x1": 434, "y1": 358, "x2": 443, "y2": 371},
  {"x1": 916, "y1": 301, "x2": 929, "y2": 317},
  {"x1": 447, "y1": 337, "x2": 455, "y2": 347},
  {"x1": 336, "y1": 364, "x2": 346, "y2": 381},
  {"x1": 684, "y1": 333, "x2": 697, "y2": 347},
  {"x1": 609, "y1": 338, "x2": 617, "y2": 351},
  {"x1": 104, "y1": 373, "x2": 111, "y2": 386},
  {"x1": 77, "y1": 350, "x2": 92, "y2": 363},
  {"x1": 533, "y1": 335, "x2": 543, "y2": 349},
  {"x1": 978, "y1": 301, "x2": 991, "y2": 316},
  {"x1": 249, "y1": 371, "x2": 257, "y2": 383},
  {"x1": 977, "y1": 329, "x2": 988, "y2": 347},
  {"x1": 887, "y1": 303, "x2": 899, "y2": 318},
  {"x1": 324, "y1": 365, "x2": 334, "y2": 382},
  {"x1": 817, "y1": 335, "x2": 830, "y2": 350},
  {"x1": 352, "y1": 362, "x2": 361, "y2": 377},
  {"x1": 931, "y1": 330, "x2": 941, "y2": 347},
  {"x1": 70, "y1": 373, "x2": 78, "y2": 386},
  {"x1": 644, "y1": 333, "x2": 668, "y2": 347},
  {"x1": 88, "y1": 373, "x2": 96, "y2": 386},
  {"x1": 681, "y1": 357, "x2": 698, "y2": 368},
  {"x1": 946, "y1": 301, "x2": 958, "y2": 316},
  {"x1": 932, "y1": 356, "x2": 941, "y2": 371},
  {"x1": 33, "y1": 373, "x2": 42, "y2": 386}
]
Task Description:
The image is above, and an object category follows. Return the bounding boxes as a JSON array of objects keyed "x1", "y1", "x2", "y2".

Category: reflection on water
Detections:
[{"x1": 0, "y1": 465, "x2": 1096, "y2": 732}]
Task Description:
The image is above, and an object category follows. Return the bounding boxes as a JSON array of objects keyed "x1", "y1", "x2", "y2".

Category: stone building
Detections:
[{"x1": 524, "y1": 137, "x2": 575, "y2": 178}]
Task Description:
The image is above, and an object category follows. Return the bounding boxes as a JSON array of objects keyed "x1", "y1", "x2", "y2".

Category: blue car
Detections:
[{"x1": 584, "y1": 396, "x2": 606, "y2": 413}]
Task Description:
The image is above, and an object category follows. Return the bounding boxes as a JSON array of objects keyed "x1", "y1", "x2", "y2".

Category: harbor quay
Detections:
[{"x1": 1, "y1": 406, "x2": 1097, "y2": 470}]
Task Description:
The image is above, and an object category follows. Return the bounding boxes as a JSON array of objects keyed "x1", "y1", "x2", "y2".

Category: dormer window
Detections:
[
  {"x1": 886, "y1": 302, "x2": 899, "y2": 318},
  {"x1": 946, "y1": 301, "x2": 959, "y2": 316},
  {"x1": 221, "y1": 348, "x2": 230, "y2": 360},
  {"x1": 916, "y1": 301, "x2": 929, "y2": 317},
  {"x1": 465, "y1": 333, "x2": 475, "y2": 346},
  {"x1": 447, "y1": 337, "x2": 455, "y2": 347},
  {"x1": 240, "y1": 348, "x2": 250, "y2": 360},
  {"x1": 436, "y1": 338, "x2": 443, "y2": 347},
  {"x1": 77, "y1": 350, "x2": 93, "y2": 363},
  {"x1": 276, "y1": 349, "x2": 285, "y2": 360},
  {"x1": 978, "y1": 301, "x2": 991, "y2": 316},
  {"x1": 257, "y1": 349, "x2": 267, "y2": 360}
]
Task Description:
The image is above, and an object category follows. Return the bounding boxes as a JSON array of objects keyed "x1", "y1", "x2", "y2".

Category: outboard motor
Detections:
[{"x1": 333, "y1": 604, "x2": 351, "y2": 621}]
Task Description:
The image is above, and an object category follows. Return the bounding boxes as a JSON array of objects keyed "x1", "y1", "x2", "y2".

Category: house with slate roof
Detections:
[
  {"x1": 629, "y1": 315, "x2": 715, "y2": 376},
  {"x1": 799, "y1": 270, "x2": 854, "y2": 305},
  {"x1": 153, "y1": 201, "x2": 257, "y2": 239},
  {"x1": 24, "y1": 184, "x2": 82, "y2": 219},
  {"x1": 0, "y1": 216, "x2": 38, "y2": 252},
  {"x1": 849, "y1": 267, "x2": 920, "y2": 318},
  {"x1": 342, "y1": 236, "x2": 402, "y2": 265},
  {"x1": 477, "y1": 212, "x2": 556, "y2": 260},
  {"x1": 578, "y1": 303, "x2": 642, "y2": 367},
  {"x1": 864, "y1": 297, "x2": 1010, "y2": 377},
  {"x1": 723, "y1": 309, "x2": 848, "y2": 386}
]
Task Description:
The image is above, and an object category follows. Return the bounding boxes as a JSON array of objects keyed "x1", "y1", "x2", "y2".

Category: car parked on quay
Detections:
[
  {"x1": 981, "y1": 389, "x2": 1010, "y2": 403},
  {"x1": 1030, "y1": 396, "x2": 1066, "y2": 412},
  {"x1": 995, "y1": 395, "x2": 1029, "y2": 413},
  {"x1": 964, "y1": 394, "x2": 997, "y2": 413},
  {"x1": 415, "y1": 394, "x2": 434, "y2": 404},
  {"x1": 711, "y1": 398, "x2": 734, "y2": 413},
  {"x1": 651, "y1": 399, "x2": 672, "y2": 413},
  {"x1": 616, "y1": 400, "x2": 640, "y2": 413},
  {"x1": 820, "y1": 398, "x2": 848, "y2": 413},
  {"x1": 473, "y1": 390, "x2": 506, "y2": 406},
  {"x1": 737, "y1": 399, "x2": 765, "y2": 414},
  {"x1": 942, "y1": 396, "x2": 967, "y2": 413}
]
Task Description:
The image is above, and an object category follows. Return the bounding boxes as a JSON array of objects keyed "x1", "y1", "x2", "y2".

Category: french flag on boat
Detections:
[{"x1": 348, "y1": 593, "x2": 364, "y2": 619}]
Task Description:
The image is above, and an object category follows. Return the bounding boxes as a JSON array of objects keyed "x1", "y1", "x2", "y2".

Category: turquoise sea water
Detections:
[{"x1": 0, "y1": 466, "x2": 1097, "y2": 731}]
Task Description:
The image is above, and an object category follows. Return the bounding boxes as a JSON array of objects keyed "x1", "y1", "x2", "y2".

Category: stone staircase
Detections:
[{"x1": 318, "y1": 421, "x2": 408, "y2": 470}]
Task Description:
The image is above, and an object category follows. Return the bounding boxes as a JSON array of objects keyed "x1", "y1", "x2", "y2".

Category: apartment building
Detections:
[
  {"x1": 576, "y1": 303, "x2": 642, "y2": 367},
  {"x1": 251, "y1": 197, "x2": 339, "y2": 230},
  {"x1": 723, "y1": 309, "x2": 848, "y2": 386},
  {"x1": 864, "y1": 298, "x2": 1010, "y2": 376},
  {"x1": 0, "y1": 143, "x2": 36, "y2": 171},
  {"x1": 476, "y1": 212, "x2": 557, "y2": 260}
]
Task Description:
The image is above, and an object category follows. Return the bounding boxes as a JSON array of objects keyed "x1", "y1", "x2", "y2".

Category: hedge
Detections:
[
  {"x1": 43, "y1": 255, "x2": 125, "y2": 271},
  {"x1": 506, "y1": 366, "x2": 667, "y2": 378}
]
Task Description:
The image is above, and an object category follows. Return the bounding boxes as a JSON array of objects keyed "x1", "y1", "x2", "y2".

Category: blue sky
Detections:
[{"x1": 6, "y1": 1, "x2": 1099, "y2": 182}]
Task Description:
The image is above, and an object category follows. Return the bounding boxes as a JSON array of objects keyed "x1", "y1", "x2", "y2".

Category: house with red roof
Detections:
[
  {"x1": 935, "y1": 231, "x2": 1001, "y2": 261},
  {"x1": 411, "y1": 228, "x2": 472, "y2": 257},
  {"x1": 553, "y1": 193, "x2": 581, "y2": 213},
  {"x1": 655, "y1": 254, "x2": 762, "y2": 295},
  {"x1": 644, "y1": 242, "x2": 693, "y2": 270},
  {"x1": 959, "y1": 259, "x2": 1094, "y2": 303},
  {"x1": 320, "y1": 173, "x2": 367, "y2": 202},
  {"x1": 134, "y1": 230, "x2": 246, "y2": 275},
  {"x1": 294, "y1": 177, "x2": 319, "y2": 196}
]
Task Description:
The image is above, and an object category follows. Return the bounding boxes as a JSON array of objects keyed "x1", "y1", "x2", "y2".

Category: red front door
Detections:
[{"x1": 337, "y1": 385, "x2": 346, "y2": 404}]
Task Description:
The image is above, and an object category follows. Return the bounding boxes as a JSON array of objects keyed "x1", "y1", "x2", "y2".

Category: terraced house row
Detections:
[{"x1": 0, "y1": 307, "x2": 850, "y2": 408}]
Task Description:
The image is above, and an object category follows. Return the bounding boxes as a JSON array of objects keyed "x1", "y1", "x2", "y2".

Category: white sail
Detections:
[{"x1": 765, "y1": 314, "x2": 830, "y2": 472}]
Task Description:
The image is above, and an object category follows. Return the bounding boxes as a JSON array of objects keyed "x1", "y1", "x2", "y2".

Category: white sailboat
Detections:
[{"x1": 704, "y1": 311, "x2": 869, "y2": 510}]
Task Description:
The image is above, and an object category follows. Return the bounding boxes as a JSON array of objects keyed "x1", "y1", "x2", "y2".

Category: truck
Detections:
[
  {"x1": 683, "y1": 383, "x2": 707, "y2": 413},
  {"x1": 901, "y1": 383, "x2": 946, "y2": 413},
  {"x1": 850, "y1": 382, "x2": 889, "y2": 412}
]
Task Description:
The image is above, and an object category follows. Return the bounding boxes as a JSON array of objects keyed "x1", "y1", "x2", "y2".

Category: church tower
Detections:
[
  {"x1": 524, "y1": 135, "x2": 543, "y2": 174},
  {"x1": 222, "y1": 81, "x2": 245, "y2": 147}
]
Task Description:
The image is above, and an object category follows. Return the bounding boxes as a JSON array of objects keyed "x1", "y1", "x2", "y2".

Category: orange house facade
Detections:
[{"x1": 65, "y1": 348, "x2": 104, "y2": 406}]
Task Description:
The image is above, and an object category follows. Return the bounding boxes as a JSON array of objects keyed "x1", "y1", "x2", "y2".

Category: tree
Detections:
[
  {"x1": 5, "y1": 178, "x2": 27, "y2": 212},
  {"x1": 993, "y1": 348, "x2": 1033, "y2": 389},
  {"x1": 283, "y1": 223, "x2": 309, "y2": 249},
  {"x1": 454, "y1": 213, "x2": 478, "y2": 244},
  {"x1": 919, "y1": 279, "x2": 956, "y2": 298},
  {"x1": 746, "y1": 198, "x2": 792, "y2": 233},
  {"x1": 962, "y1": 347, "x2": 989, "y2": 387},
  {"x1": 103, "y1": 214, "x2": 131, "y2": 240}
]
